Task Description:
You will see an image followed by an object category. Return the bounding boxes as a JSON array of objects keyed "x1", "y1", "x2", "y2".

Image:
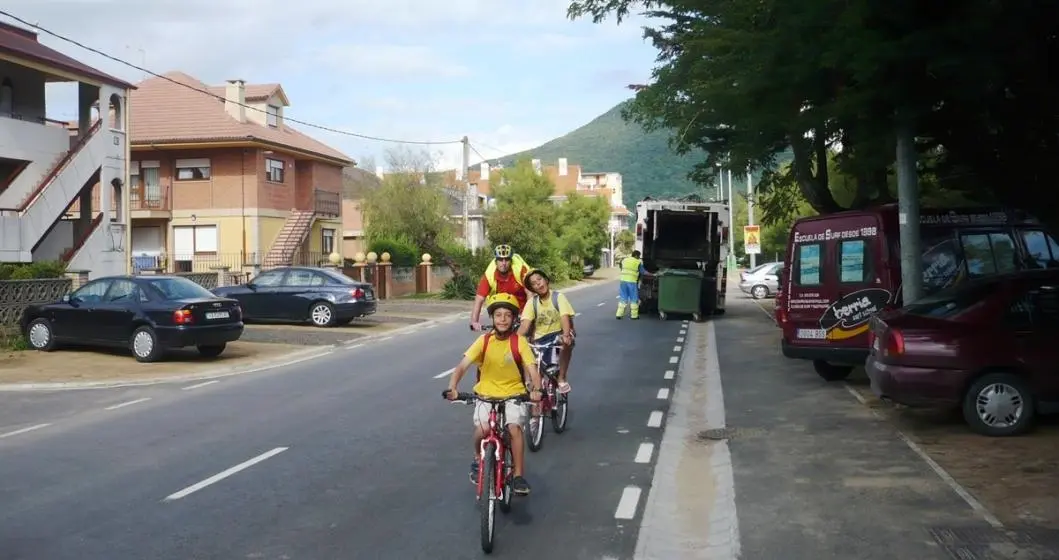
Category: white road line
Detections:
[
  {"x1": 105, "y1": 397, "x2": 151, "y2": 410},
  {"x1": 634, "y1": 443, "x2": 655, "y2": 464},
  {"x1": 377, "y1": 336, "x2": 393, "y2": 341},
  {"x1": 647, "y1": 411, "x2": 663, "y2": 428},
  {"x1": 664, "y1": 370, "x2": 675, "y2": 380},
  {"x1": 0, "y1": 423, "x2": 51, "y2": 439},
  {"x1": 597, "y1": 302, "x2": 606, "y2": 307},
  {"x1": 679, "y1": 329, "x2": 687, "y2": 335},
  {"x1": 345, "y1": 342, "x2": 364, "y2": 349},
  {"x1": 676, "y1": 337, "x2": 685, "y2": 343},
  {"x1": 164, "y1": 447, "x2": 289, "y2": 501},
  {"x1": 182, "y1": 380, "x2": 218, "y2": 390},
  {"x1": 615, "y1": 486, "x2": 642, "y2": 519},
  {"x1": 668, "y1": 356, "x2": 678, "y2": 364},
  {"x1": 657, "y1": 388, "x2": 670, "y2": 400},
  {"x1": 673, "y1": 345, "x2": 682, "y2": 352},
  {"x1": 575, "y1": 312, "x2": 582, "y2": 317},
  {"x1": 434, "y1": 368, "x2": 455, "y2": 379},
  {"x1": 842, "y1": 384, "x2": 1004, "y2": 528},
  {"x1": 421, "y1": 323, "x2": 437, "y2": 329}
]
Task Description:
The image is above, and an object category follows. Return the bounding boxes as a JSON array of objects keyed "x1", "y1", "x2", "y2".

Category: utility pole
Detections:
[
  {"x1": 896, "y1": 117, "x2": 923, "y2": 302},
  {"x1": 461, "y1": 136, "x2": 470, "y2": 249},
  {"x1": 746, "y1": 170, "x2": 755, "y2": 269},
  {"x1": 727, "y1": 168, "x2": 735, "y2": 250}
]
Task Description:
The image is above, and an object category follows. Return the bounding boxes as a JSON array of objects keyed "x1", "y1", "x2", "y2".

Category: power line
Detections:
[
  {"x1": 468, "y1": 143, "x2": 491, "y2": 164},
  {"x1": 0, "y1": 10, "x2": 463, "y2": 146}
]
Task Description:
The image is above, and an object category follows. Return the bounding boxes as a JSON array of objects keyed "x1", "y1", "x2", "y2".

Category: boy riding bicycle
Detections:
[
  {"x1": 446, "y1": 293, "x2": 542, "y2": 495},
  {"x1": 517, "y1": 269, "x2": 575, "y2": 393}
]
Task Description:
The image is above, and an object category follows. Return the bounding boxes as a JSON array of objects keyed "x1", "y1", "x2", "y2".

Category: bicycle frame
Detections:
[
  {"x1": 529, "y1": 343, "x2": 562, "y2": 414},
  {"x1": 477, "y1": 401, "x2": 510, "y2": 500}
]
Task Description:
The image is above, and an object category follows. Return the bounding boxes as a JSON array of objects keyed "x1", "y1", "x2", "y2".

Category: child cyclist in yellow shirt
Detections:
[
  {"x1": 518, "y1": 269, "x2": 576, "y2": 393},
  {"x1": 446, "y1": 293, "x2": 542, "y2": 495}
]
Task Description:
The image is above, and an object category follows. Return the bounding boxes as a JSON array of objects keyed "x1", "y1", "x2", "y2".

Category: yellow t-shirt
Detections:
[
  {"x1": 466, "y1": 333, "x2": 536, "y2": 398},
  {"x1": 521, "y1": 291, "x2": 575, "y2": 339}
]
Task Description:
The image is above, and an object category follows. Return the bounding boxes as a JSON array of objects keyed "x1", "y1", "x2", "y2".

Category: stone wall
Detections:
[{"x1": 0, "y1": 278, "x2": 73, "y2": 327}]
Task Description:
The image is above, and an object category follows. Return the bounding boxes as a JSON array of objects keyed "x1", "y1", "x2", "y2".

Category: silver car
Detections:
[{"x1": 739, "y1": 261, "x2": 784, "y2": 299}]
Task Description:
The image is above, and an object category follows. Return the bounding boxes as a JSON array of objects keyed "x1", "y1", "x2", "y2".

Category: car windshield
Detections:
[
  {"x1": 903, "y1": 281, "x2": 999, "y2": 319},
  {"x1": 144, "y1": 277, "x2": 217, "y2": 300},
  {"x1": 747, "y1": 263, "x2": 771, "y2": 274},
  {"x1": 317, "y1": 268, "x2": 355, "y2": 285}
]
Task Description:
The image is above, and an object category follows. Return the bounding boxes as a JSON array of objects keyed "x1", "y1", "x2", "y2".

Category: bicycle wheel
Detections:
[
  {"x1": 499, "y1": 445, "x2": 513, "y2": 514},
  {"x1": 527, "y1": 411, "x2": 545, "y2": 452},
  {"x1": 480, "y1": 443, "x2": 497, "y2": 553},
  {"x1": 552, "y1": 393, "x2": 569, "y2": 433}
]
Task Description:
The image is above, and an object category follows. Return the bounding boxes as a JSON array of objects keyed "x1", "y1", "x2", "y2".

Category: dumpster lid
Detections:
[{"x1": 659, "y1": 268, "x2": 704, "y2": 278}]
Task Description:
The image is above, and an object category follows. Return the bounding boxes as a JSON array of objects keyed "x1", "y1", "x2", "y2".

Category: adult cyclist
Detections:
[
  {"x1": 470, "y1": 244, "x2": 531, "y2": 331},
  {"x1": 446, "y1": 293, "x2": 542, "y2": 495}
]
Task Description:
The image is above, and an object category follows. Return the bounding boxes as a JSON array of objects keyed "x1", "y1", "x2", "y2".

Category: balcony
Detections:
[
  {"x1": 313, "y1": 189, "x2": 340, "y2": 218},
  {"x1": 131, "y1": 185, "x2": 171, "y2": 219}
]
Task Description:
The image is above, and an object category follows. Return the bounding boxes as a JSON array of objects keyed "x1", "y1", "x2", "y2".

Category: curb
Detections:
[{"x1": 0, "y1": 280, "x2": 613, "y2": 392}]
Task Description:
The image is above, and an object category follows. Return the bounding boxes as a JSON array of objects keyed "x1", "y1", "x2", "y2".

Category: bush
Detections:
[
  {"x1": 0, "y1": 329, "x2": 27, "y2": 351},
  {"x1": 441, "y1": 273, "x2": 477, "y2": 300},
  {"x1": 367, "y1": 234, "x2": 420, "y2": 267},
  {"x1": 0, "y1": 261, "x2": 66, "y2": 280}
]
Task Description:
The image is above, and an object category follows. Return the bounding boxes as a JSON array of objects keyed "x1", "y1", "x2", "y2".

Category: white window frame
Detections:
[
  {"x1": 173, "y1": 225, "x2": 218, "y2": 256},
  {"x1": 266, "y1": 104, "x2": 280, "y2": 127},
  {"x1": 266, "y1": 158, "x2": 285, "y2": 183},
  {"x1": 175, "y1": 158, "x2": 211, "y2": 181},
  {"x1": 322, "y1": 228, "x2": 336, "y2": 255}
]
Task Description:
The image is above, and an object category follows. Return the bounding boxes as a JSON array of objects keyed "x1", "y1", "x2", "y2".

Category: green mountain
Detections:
[{"x1": 487, "y1": 101, "x2": 714, "y2": 207}]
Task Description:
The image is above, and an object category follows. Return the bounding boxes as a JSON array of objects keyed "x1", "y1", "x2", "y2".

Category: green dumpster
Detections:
[{"x1": 657, "y1": 268, "x2": 704, "y2": 321}]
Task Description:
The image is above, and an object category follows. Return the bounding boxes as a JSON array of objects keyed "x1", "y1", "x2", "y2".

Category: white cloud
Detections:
[{"x1": 312, "y1": 44, "x2": 469, "y2": 80}]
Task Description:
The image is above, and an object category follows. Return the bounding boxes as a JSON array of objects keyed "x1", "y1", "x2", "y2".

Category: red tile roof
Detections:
[
  {"x1": 0, "y1": 22, "x2": 133, "y2": 89},
  {"x1": 130, "y1": 72, "x2": 352, "y2": 164}
]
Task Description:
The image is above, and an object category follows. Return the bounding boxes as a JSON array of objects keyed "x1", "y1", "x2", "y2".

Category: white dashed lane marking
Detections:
[
  {"x1": 668, "y1": 356, "x2": 678, "y2": 364},
  {"x1": 657, "y1": 388, "x2": 670, "y2": 400},
  {"x1": 614, "y1": 486, "x2": 643, "y2": 520},
  {"x1": 634, "y1": 443, "x2": 655, "y2": 464},
  {"x1": 105, "y1": 398, "x2": 151, "y2": 411},
  {"x1": 164, "y1": 447, "x2": 289, "y2": 501},
  {"x1": 664, "y1": 370, "x2": 675, "y2": 380},
  {"x1": 647, "y1": 411, "x2": 663, "y2": 428},
  {"x1": 0, "y1": 423, "x2": 51, "y2": 439},
  {"x1": 434, "y1": 368, "x2": 455, "y2": 379},
  {"x1": 182, "y1": 380, "x2": 218, "y2": 390}
]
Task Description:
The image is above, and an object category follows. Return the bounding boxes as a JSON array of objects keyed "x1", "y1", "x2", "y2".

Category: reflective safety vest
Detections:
[
  {"x1": 620, "y1": 256, "x2": 642, "y2": 283},
  {"x1": 484, "y1": 253, "x2": 530, "y2": 294}
]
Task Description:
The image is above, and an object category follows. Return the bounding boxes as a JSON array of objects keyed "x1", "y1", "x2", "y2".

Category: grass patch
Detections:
[{"x1": 0, "y1": 327, "x2": 27, "y2": 352}]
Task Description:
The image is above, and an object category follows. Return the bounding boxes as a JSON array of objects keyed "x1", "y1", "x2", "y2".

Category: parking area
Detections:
[{"x1": 739, "y1": 288, "x2": 1059, "y2": 533}]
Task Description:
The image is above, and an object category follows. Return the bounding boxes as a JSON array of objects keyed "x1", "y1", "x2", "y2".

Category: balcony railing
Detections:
[
  {"x1": 131, "y1": 186, "x2": 171, "y2": 211},
  {"x1": 313, "y1": 189, "x2": 341, "y2": 217}
]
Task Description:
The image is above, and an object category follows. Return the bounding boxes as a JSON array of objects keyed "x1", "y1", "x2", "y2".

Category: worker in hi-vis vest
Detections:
[{"x1": 617, "y1": 250, "x2": 647, "y2": 320}]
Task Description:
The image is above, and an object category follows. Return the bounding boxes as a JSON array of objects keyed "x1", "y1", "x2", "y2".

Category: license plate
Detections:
[
  {"x1": 205, "y1": 311, "x2": 230, "y2": 320},
  {"x1": 796, "y1": 328, "x2": 827, "y2": 340}
]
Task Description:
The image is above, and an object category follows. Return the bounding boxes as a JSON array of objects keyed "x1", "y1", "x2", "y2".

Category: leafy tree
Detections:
[
  {"x1": 555, "y1": 193, "x2": 610, "y2": 270},
  {"x1": 486, "y1": 160, "x2": 570, "y2": 281},
  {"x1": 615, "y1": 229, "x2": 635, "y2": 255},
  {"x1": 361, "y1": 147, "x2": 454, "y2": 258},
  {"x1": 567, "y1": 0, "x2": 1058, "y2": 233}
]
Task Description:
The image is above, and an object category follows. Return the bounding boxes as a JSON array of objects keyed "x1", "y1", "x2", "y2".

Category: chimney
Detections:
[
  {"x1": 224, "y1": 79, "x2": 246, "y2": 123},
  {"x1": 375, "y1": 166, "x2": 384, "y2": 179},
  {"x1": 558, "y1": 157, "x2": 568, "y2": 176},
  {"x1": 480, "y1": 162, "x2": 490, "y2": 181},
  {"x1": 532, "y1": 159, "x2": 542, "y2": 175}
]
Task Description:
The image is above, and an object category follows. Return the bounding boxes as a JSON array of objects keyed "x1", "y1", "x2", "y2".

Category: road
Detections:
[{"x1": 0, "y1": 281, "x2": 1031, "y2": 559}]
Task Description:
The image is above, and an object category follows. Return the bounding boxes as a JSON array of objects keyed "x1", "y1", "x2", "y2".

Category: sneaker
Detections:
[
  {"x1": 615, "y1": 316, "x2": 622, "y2": 320},
  {"x1": 469, "y1": 461, "x2": 479, "y2": 485},
  {"x1": 511, "y1": 476, "x2": 531, "y2": 496}
]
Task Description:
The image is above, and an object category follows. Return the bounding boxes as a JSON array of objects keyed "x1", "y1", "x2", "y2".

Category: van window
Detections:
[
  {"x1": 1021, "y1": 230, "x2": 1059, "y2": 269},
  {"x1": 796, "y1": 243, "x2": 822, "y2": 285},
  {"x1": 838, "y1": 240, "x2": 869, "y2": 283},
  {"x1": 960, "y1": 232, "x2": 1018, "y2": 277}
]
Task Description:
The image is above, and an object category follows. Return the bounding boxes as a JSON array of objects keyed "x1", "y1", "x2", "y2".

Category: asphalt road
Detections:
[
  {"x1": 0, "y1": 281, "x2": 682, "y2": 560},
  {"x1": 1, "y1": 280, "x2": 1041, "y2": 560}
]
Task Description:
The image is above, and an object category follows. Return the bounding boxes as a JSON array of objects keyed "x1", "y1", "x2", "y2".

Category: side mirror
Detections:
[
  {"x1": 246, "y1": 282, "x2": 257, "y2": 290},
  {"x1": 61, "y1": 294, "x2": 71, "y2": 303}
]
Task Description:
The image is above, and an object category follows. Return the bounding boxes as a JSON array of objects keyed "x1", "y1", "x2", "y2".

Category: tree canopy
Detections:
[{"x1": 568, "y1": 0, "x2": 1059, "y2": 231}]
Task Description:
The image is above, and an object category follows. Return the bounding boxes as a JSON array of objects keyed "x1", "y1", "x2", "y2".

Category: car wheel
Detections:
[
  {"x1": 309, "y1": 302, "x2": 336, "y2": 327},
  {"x1": 751, "y1": 285, "x2": 769, "y2": 299},
  {"x1": 130, "y1": 326, "x2": 164, "y2": 363},
  {"x1": 962, "y1": 372, "x2": 1036, "y2": 437},
  {"x1": 26, "y1": 318, "x2": 57, "y2": 352},
  {"x1": 813, "y1": 360, "x2": 853, "y2": 381},
  {"x1": 197, "y1": 343, "x2": 226, "y2": 358}
]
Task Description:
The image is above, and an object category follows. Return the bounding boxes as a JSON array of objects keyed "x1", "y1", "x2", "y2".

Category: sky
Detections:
[{"x1": 1, "y1": 0, "x2": 659, "y2": 171}]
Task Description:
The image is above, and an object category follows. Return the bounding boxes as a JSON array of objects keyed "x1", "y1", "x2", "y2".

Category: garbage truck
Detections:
[{"x1": 633, "y1": 195, "x2": 730, "y2": 321}]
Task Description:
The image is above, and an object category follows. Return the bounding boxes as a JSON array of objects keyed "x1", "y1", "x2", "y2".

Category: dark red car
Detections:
[{"x1": 866, "y1": 269, "x2": 1059, "y2": 437}]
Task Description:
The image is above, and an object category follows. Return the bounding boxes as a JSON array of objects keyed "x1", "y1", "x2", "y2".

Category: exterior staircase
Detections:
[{"x1": 263, "y1": 210, "x2": 316, "y2": 268}]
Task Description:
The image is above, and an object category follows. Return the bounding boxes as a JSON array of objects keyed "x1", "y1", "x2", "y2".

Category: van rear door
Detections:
[{"x1": 783, "y1": 213, "x2": 889, "y2": 357}]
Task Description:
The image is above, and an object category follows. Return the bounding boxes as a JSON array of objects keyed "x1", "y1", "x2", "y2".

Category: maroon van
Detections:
[{"x1": 777, "y1": 205, "x2": 1059, "y2": 381}]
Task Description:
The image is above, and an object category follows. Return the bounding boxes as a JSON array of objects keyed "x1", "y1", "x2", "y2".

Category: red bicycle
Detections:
[
  {"x1": 526, "y1": 340, "x2": 569, "y2": 452},
  {"x1": 443, "y1": 390, "x2": 530, "y2": 554}
]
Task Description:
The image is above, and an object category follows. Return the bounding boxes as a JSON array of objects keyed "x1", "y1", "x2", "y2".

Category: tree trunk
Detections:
[{"x1": 789, "y1": 127, "x2": 843, "y2": 214}]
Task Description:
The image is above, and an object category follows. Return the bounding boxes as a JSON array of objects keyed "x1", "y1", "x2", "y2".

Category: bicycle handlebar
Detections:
[{"x1": 441, "y1": 390, "x2": 532, "y2": 404}]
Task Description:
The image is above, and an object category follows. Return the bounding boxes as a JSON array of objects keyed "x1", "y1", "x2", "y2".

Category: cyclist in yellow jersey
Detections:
[
  {"x1": 518, "y1": 269, "x2": 576, "y2": 393},
  {"x1": 447, "y1": 293, "x2": 542, "y2": 495}
]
